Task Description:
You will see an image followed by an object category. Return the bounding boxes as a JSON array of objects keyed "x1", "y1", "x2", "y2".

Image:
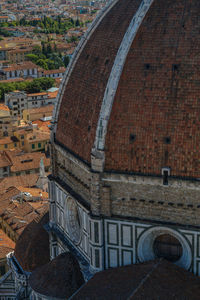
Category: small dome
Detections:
[
  {"x1": 29, "y1": 252, "x2": 84, "y2": 299},
  {"x1": 55, "y1": 0, "x2": 200, "y2": 178},
  {"x1": 14, "y1": 212, "x2": 49, "y2": 272}
]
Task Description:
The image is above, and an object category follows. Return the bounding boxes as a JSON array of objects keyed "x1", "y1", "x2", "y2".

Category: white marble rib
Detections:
[{"x1": 94, "y1": 0, "x2": 154, "y2": 151}]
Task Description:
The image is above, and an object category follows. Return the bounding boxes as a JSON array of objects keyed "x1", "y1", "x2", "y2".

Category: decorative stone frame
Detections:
[
  {"x1": 137, "y1": 226, "x2": 192, "y2": 270},
  {"x1": 65, "y1": 196, "x2": 82, "y2": 246}
]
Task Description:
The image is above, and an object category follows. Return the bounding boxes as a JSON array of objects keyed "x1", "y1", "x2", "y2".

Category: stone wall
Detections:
[
  {"x1": 54, "y1": 144, "x2": 91, "y2": 204},
  {"x1": 102, "y1": 172, "x2": 200, "y2": 226}
]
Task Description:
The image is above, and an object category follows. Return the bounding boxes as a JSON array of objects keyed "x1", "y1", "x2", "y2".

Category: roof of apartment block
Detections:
[
  {"x1": 0, "y1": 197, "x2": 49, "y2": 237},
  {"x1": 25, "y1": 105, "x2": 54, "y2": 115},
  {"x1": 0, "y1": 174, "x2": 39, "y2": 192},
  {"x1": 43, "y1": 67, "x2": 65, "y2": 75},
  {"x1": 27, "y1": 92, "x2": 48, "y2": 97},
  {"x1": 0, "y1": 229, "x2": 15, "y2": 259},
  {"x1": 0, "y1": 136, "x2": 19, "y2": 145},
  {"x1": 4, "y1": 150, "x2": 50, "y2": 173},
  {"x1": 0, "y1": 151, "x2": 12, "y2": 168},
  {"x1": 26, "y1": 130, "x2": 50, "y2": 144},
  {"x1": 3, "y1": 61, "x2": 38, "y2": 72},
  {"x1": 0, "y1": 104, "x2": 10, "y2": 112}
]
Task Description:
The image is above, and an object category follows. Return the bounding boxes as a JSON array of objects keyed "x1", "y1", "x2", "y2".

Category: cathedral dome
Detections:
[
  {"x1": 14, "y1": 212, "x2": 49, "y2": 272},
  {"x1": 29, "y1": 252, "x2": 84, "y2": 299},
  {"x1": 54, "y1": 0, "x2": 200, "y2": 179}
]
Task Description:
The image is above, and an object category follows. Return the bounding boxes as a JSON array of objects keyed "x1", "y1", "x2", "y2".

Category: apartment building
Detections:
[
  {"x1": 2, "y1": 61, "x2": 38, "y2": 80},
  {"x1": 23, "y1": 105, "x2": 54, "y2": 122},
  {"x1": 0, "y1": 104, "x2": 16, "y2": 138},
  {"x1": 5, "y1": 91, "x2": 27, "y2": 119}
]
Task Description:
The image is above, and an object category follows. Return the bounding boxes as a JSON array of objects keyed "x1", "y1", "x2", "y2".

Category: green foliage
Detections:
[
  {"x1": 48, "y1": 53, "x2": 64, "y2": 69},
  {"x1": 25, "y1": 54, "x2": 39, "y2": 64},
  {"x1": 75, "y1": 19, "x2": 80, "y2": 27},
  {"x1": 32, "y1": 45, "x2": 43, "y2": 56},
  {"x1": 67, "y1": 35, "x2": 79, "y2": 43},
  {"x1": 0, "y1": 28, "x2": 13, "y2": 37},
  {"x1": 63, "y1": 55, "x2": 70, "y2": 67},
  {"x1": 1, "y1": 16, "x2": 78, "y2": 34},
  {"x1": 26, "y1": 42, "x2": 64, "y2": 70},
  {"x1": 0, "y1": 77, "x2": 55, "y2": 101},
  {"x1": 36, "y1": 58, "x2": 49, "y2": 70}
]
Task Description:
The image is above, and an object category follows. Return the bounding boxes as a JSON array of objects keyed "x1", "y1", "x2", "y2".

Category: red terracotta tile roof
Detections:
[
  {"x1": 43, "y1": 67, "x2": 65, "y2": 75},
  {"x1": 72, "y1": 259, "x2": 200, "y2": 300},
  {"x1": 56, "y1": 0, "x2": 141, "y2": 164},
  {"x1": 0, "y1": 151, "x2": 12, "y2": 168},
  {"x1": 0, "y1": 173, "x2": 38, "y2": 192},
  {"x1": 14, "y1": 212, "x2": 50, "y2": 272},
  {"x1": 55, "y1": 0, "x2": 200, "y2": 178},
  {"x1": 26, "y1": 130, "x2": 50, "y2": 144},
  {"x1": 25, "y1": 105, "x2": 54, "y2": 115},
  {"x1": 3, "y1": 61, "x2": 38, "y2": 72},
  {"x1": 0, "y1": 136, "x2": 19, "y2": 145},
  {"x1": 105, "y1": 0, "x2": 200, "y2": 177},
  {"x1": 17, "y1": 186, "x2": 48, "y2": 199},
  {"x1": 0, "y1": 104, "x2": 9, "y2": 112},
  {"x1": 47, "y1": 90, "x2": 58, "y2": 99},
  {"x1": 29, "y1": 252, "x2": 84, "y2": 298},
  {"x1": 0, "y1": 229, "x2": 15, "y2": 259},
  {"x1": 27, "y1": 92, "x2": 48, "y2": 97},
  {"x1": 4, "y1": 150, "x2": 50, "y2": 173}
]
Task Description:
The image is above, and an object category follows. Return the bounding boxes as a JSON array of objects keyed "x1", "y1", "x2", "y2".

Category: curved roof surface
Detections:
[
  {"x1": 55, "y1": 0, "x2": 200, "y2": 178},
  {"x1": 29, "y1": 252, "x2": 84, "y2": 298},
  {"x1": 72, "y1": 259, "x2": 200, "y2": 300},
  {"x1": 14, "y1": 212, "x2": 49, "y2": 272}
]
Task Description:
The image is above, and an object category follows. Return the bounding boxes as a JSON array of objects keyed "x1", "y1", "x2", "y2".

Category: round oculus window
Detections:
[
  {"x1": 153, "y1": 234, "x2": 183, "y2": 262},
  {"x1": 66, "y1": 197, "x2": 81, "y2": 245}
]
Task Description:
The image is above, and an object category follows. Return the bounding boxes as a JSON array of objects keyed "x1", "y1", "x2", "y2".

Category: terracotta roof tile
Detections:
[
  {"x1": 0, "y1": 229, "x2": 15, "y2": 257},
  {"x1": 56, "y1": 0, "x2": 142, "y2": 164},
  {"x1": 0, "y1": 104, "x2": 9, "y2": 112},
  {"x1": 0, "y1": 152, "x2": 12, "y2": 168},
  {"x1": 25, "y1": 105, "x2": 54, "y2": 115},
  {"x1": 29, "y1": 252, "x2": 84, "y2": 298},
  {"x1": 72, "y1": 259, "x2": 200, "y2": 300},
  {"x1": 0, "y1": 136, "x2": 19, "y2": 145},
  {"x1": 0, "y1": 173, "x2": 38, "y2": 192},
  {"x1": 4, "y1": 150, "x2": 50, "y2": 173},
  {"x1": 56, "y1": 0, "x2": 200, "y2": 178},
  {"x1": 26, "y1": 130, "x2": 50, "y2": 143},
  {"x1": 14, "y1": 212, "x2": 50, "y2": 272},
  {"x1": 3, "y1": 61, "x2": 38, "y2": 72}
]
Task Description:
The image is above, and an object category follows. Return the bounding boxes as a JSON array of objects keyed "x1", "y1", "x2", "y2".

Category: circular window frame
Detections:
[
  {"x1": 137, "y1": 226, "x2": 192, "y2": 270},
  {"x1": 65, "y1": 196, "x2": 82, "y2": 245}
]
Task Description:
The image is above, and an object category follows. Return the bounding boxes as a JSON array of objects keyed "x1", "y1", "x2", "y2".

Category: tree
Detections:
[
  {"x1": 41, "y1": 41, "x2": 47, "y2": 56},
  {"x1": 36, "y1": 59, "x2": 49, "y2": 70},
  {"x1": 25, "y1": 54, "x2": 38, "y2": 63},
  {"x1": 0, "y1": 78, "x2": 55, "y2": 101},
  {"x1": 26, "y1": 80, "x2": 41, "y2": 93},
  {"x1": 32, "y1": 45, "x2": 42, "y2": 56},
  {"x1": 75, "y1": 19, "x2": 80, "y2": 27},
  {"x1": 64, "y1": 55, "x2": 70, "y2": 67},
  {"x1": 48, "y1": 53, "x2": 64, "y2": 69},
  {"x1": 54, "y1": 43, "x2": 57, "y2": 52},
  {"x1": 46, "y1": 43, "x2": 53, "y2": 55}
]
